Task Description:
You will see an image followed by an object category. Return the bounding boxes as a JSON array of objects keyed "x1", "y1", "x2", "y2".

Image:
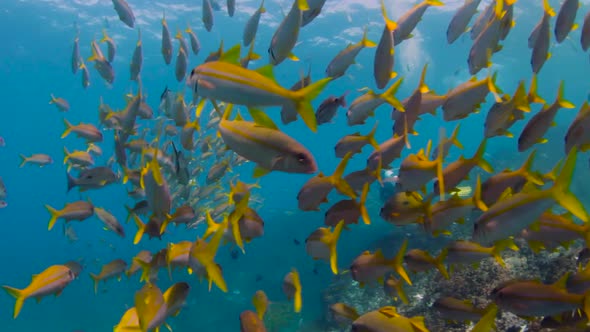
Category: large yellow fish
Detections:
[
  {"x1": 189, "y1": 46, "x2": 330, "y2": 131},
  {"x1": 3, "y1": 264, "x2": 77, "y2": 318}
]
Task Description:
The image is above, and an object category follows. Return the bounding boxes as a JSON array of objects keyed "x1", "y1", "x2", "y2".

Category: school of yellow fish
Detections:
[{"x1": 7, "y1": 0, "x2": 590, "y2": 331}]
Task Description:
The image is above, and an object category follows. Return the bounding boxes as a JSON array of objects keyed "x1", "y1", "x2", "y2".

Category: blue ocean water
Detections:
[{"x1": 1, "y1": 0, "x2": 590, "y2": 331}]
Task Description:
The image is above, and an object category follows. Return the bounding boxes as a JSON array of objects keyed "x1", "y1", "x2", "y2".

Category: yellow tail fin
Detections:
[
  {"x1": 89, "y1": 273, "x2": 100, "y2": 294},
  {"x1": 45, "y1": 205, "x2": 60, "y2": 231},
  {"x1": 392, "y1": 239, "x2": 412, "y2": 285},
  {"x1": 329, "y1": 220, "x2": 345, "y2": 275},
  {"x1": 294, "y1": 77, "x2": 332, "y2": 132},
  {"x1": 331, "y1": 152, "x2": 356, "y2": 199},
  {"x1": 2, "y1": 286, "x2": 25, "y2": 319}
]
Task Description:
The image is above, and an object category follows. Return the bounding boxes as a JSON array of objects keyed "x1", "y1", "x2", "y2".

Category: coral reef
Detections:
[{"x1": 318, "y1": 233, "x2": 581, "y2": 332}]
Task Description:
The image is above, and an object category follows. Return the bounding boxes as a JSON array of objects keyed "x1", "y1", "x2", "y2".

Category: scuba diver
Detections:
[{"x1": 379, "y1": 169, "x2": 400, "y2": 203}]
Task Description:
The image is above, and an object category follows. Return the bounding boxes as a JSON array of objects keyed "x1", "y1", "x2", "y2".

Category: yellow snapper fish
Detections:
[
  {"x1": 334, "y1": 123, "x2": 379, "y2": 158},
  {"x1": 107, "y1": 93, "x2": 142, "y2": 135},
  {"x1": 45, "y1": 200, "x2": 94, "y2": 231},
  {"x1": 301, "y1": 0, "x2": 327, "y2": 26},
  {"x1": 87, "y1": 40, "x2": 114, "y2": 84},
  {"x1": 166, "y1": 241, "x2": 194, "y2": 277},
  {"x1": 267, "y1": 0, "x2": 309, "y2": 65},
  {"x1": 433, "y1": 139, "x2": 493, "y2": 195},
  {"x1": 447, "y1": 0, "x2": 482, "y2": 44},
  {"x1": 282, "y1": 268, "x2": 302, "y2": 313},
  {"x1": 163, "y1": 282, "x2": 190, "y2": 318},
  {"x1": 324, "y1": 182, "x2": 370, "y2": 227},
  {"x1": 329, "y1": 302, "x2": 360, "y2": 325},
  {"x1": 89, "y1": 259, "x2": 127, "y2": 294},
  {"x1": 565, "y1": 101, "x2": 590, "y2": 154},
  {"x1": 367, "y1": 134, "x2": 407, "y2": 172},
  {"x1": 19, "y1": 153, "x2": 53, "y2": 167},
  {"x1": 383, "y1": 274, "x2": 409, "y2": 304},
  {"x1": 228, "y1": 179, "x2": 259, "y2": 205},
  {"x1": 202, "y1": 199, "x2": 259, "y2": 253},
  {"x1": 380, "y1": 191, "x2": 428, "y2": 226},
  {"x1": 404, "y1": 248, "x2": 449, "y2": 279},
  {"x1": 126, "y1": 250, "x2": 153, "y2": 278},
  {"x1": 49, "y1": 94, "x2": 70, "y2": 112},
  {"x1": 243, "y1": 0, "x2": 265, "y2": 47},
  {"x1": 80, "y1": 60, "x2": 91, "y2": 89},
  {"x1": 530, "y1": 0, "x2": 555, "y2": 74},
  {"x1": 134, "y1": 283, "x2": 168, "y2": 332},
  {"x1": 71, "y1": 36, "x2": 80, "y2": 74},
  {"x1": 140, "y1": 146, "x2": 172, "y2": 220},
  {"x1": 392, "y1": 65, "x2": 430, "y2": 138},
  {"x1": 422, "y1": 177, "x2": 485, "y2": 236},
  {"x1": 346, "y1": 79, "x2": 404, "y2": 126},
  {"x1": 130, "y1": 29, "x2": 143, "y2": 81},
  {"x1": 114, "y1": 307, "x2": 140, "y2": 332},
  {"x1": 305, "y1": 220, "x2": 345, "y2": 274},
  {"x1": 134, "y1": 248, "x2": 168, "y2": 283},
  {"x1": 442, "y1": 72, "x2": 501, "y2": 121},
  {"x1": 202, "y1": 0, "x2": 214, "y2": 31},
  {"x1": 393, "y1": 0, "x2": 444, "y2": 46},
  {"x1": 175, "y1": 47, "x2": 188, "y2": 82},
  {"x1": 445, "y1": 239, "x2": 518, "y2": 268},
  {"x1": 480, "y1": 150, "x2": 543, "y2": 207},
  {"x1": 112, "y1": 0, "x2": 135, "y2": 28},
  {"x1": 470, "y1": 0, "x2": 496, "y2": 40},
  {"x1": 350, "y1": 239, "x2": 411, "y2": 287},
  {"x1": 100, "y1": 29, "x2": 116, "y2": 63},
  {"x1": 519, "y1": 212, "x2": 590, "y2": 253},
  {"x1": 175, "y1": 30, "x2": 189, "y2": 55},
  {"x1": 518, "y1": 80, "x2": 574, "y2": 152},
  {"x1": 189, "y1": 47, "x2": 330, "y2": 132},
  {"x1": 252, "y1": 290, "x2": 269, "y2": 320},
  {"x1": 185, "y1": 23, "x2": 201, "y2": 55},
  {"x1": 396, "y1": 138, "x2": 445, "y2": 195},
  {"x1": 325, "y1": 27, "x2": 376, "y2": 79},
  {"x1": 473, "y1": 148, "x2": 589, "y2": 245},
  {"x1": 63, "y1": 148, "x2": 95, "y2": 170},
  {"x1": 431, "y1": 124, "x2": 462, "y2": 160},
  {"x1": 189, "y1": 218, "x2": 227, "y2": 292},
  {"x1": 94, "y1": 206, "x2": 125, "y2": 238},
  {"x1": 217, "y1": 105, "x2": 318, "y2": 177},
  {"x1": 491, "y1": 275, "x2": 590, "y2": 319},
  {"x1": 62, "y1": 119, "x2": 103, "y2": 143},
  {"x1": 483, "y1": 80, "x2": 530, "y2": 138},
  {"x1": 554, "y1": 0, "x2": 579, "y2": 43},
  {"x1": 352, "y1": 306, "x2": 428, "y2": 332},
  {"x1": 297, "y1": 152, "x2": 356, "y2": 211},
  {"x1": 432, "y1": 296, "x2": 489, "y2": 322},
  {"x1": 467, "y1": 0, "x2": 507, "y2": 75},
  {"x1": 3, "y1": 264, "x2": 77, "y2": 318},
  {"x1": 374, "y1": 0, "x2": 398, "y2": 90},
  {"x1": 161, "y1": 11, "x2": 172, "y2": 65}
]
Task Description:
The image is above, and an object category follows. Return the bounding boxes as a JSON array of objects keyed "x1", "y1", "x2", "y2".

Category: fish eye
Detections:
[
  {"x1": 402, "y1": 200, "x2": 409, "y2": 206},
  {"x1": 296, "y1": 153, "x2": 308, "y2": 164},
  {"x1": 85, "y1": 175, "x2": 93, "y2": 179}
]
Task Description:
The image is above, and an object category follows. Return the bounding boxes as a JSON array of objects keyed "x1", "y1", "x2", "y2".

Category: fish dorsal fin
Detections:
[
  {"x1": 255, "y1": 64, "x2": 275, "y2": 80},
  {"x1": 418, "y1": 63, "x2": 430, "y2": 94},
  {"x1": 220, "y1": 43, "x2": 241, "y2": 64},
  {"x1": 248, "y1": 108, "x2": 278, "y2": 130}
]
